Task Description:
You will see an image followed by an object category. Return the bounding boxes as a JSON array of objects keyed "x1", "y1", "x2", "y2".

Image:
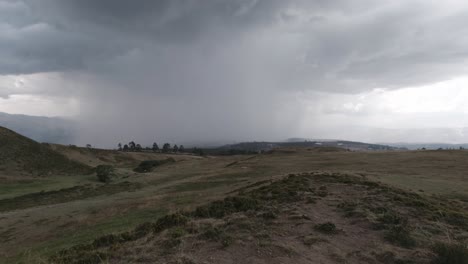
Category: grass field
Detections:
[{"x1": 1, "y1": 146, "x2": 467, "y2": 263}]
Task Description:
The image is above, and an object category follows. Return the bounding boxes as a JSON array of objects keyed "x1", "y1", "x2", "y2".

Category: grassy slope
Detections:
[
  {"x1": 50, "y1": 173, "x2": 468, "y2": 264},
  {"x1": 1, "y1": 147, "x2": 468, "y2": 263},
  {"x1": 0, "y1": 127, "x2": 91, "y2": 177}
]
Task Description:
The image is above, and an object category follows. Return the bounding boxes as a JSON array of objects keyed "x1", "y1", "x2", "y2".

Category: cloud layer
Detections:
[{"x1": 2, "y1": 0, "x2": 468, "y2": 146}]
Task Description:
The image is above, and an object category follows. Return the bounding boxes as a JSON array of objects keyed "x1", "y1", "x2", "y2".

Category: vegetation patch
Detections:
[
  {"x1": 133, "y1": 158, "x2": 176, "y2": 173},
  {"x1": 250, "y1": 174, "x2": 311, "y2": 202},
  {"x1": 314, "y1": 222, "x2": 337, "y2": 234},
  {"x1": 95, "y1": 165, "x2": 115, "y2": 183},
  {"x1": 51, "y1": 212, "x2": 187, "y2": 263},
  {"x1": 303, "y1": 235, "x2": 327, "y2": 246},
  {"x1": 0, "y1": 181, "x2": 142, "y2": 212},
  {"x1": 431, "y1": 242, "x2": 468, "y2": 264},
  {"x1": 384, "y1": 224, "x2": 416, "y2": 248},
  {"x1": 337, "y1": 201, "x2": 360, "y2": 217},
  {"x1": 0, "y1": 127, "x2": 92, "y2": 176},
  {"x1": 46, "y1": 173, "x2": 468, "y2": 263},
  {"x1": 376, "y1": 211, "x2": 407, "y2": 228},
  {"x1": 193, "y1": 196, "x2": 259, "y2": 218},
  {"x1": 199, "y1": 225, "x2": 233, "y2": 247},
  {"x1": 167, "y1": 179, "x2": 243, "y2": 193}
]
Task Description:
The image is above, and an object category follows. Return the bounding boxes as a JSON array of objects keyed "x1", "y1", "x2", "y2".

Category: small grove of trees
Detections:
[
  {"x1": 117, "y1": 141, "x2": 186, "y2": 154},
  {"x1": 192, "y1": 147, "x2": 205, "y2": 156}
]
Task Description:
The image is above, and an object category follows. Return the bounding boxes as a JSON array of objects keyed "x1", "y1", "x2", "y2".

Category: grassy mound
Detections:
[
  {"x1": 48, "y1": 173, "x2": 468, "y2": 263},
  {"x1": 0, "y1": 126, "x2": 91, "y2": 176}
]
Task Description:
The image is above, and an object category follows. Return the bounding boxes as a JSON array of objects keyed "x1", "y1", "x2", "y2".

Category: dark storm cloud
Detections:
[
  {"x1": 2, "y1": 0, "x2": 468, "y2": 145},
  {"x1": 2, "y1": 0, "x2": 468, "y2": 91}
]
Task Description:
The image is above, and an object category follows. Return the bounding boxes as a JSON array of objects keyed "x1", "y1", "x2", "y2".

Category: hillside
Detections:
[
  {"x1": 48, "y1": 144, "x2": 197, "y2": 168},
  {"x1": 52, "y1": 172, "x2": 468, "y2": 263},
  {"x1": 386, "y1": 142, "x2": 468, "y2": 150},
  {"x1": 0, "y1": 126, "x2": 91, "y2": 176},
  {"x1": 215, "y1": 140, "x2": 405, "y2": 154},
  {"x1": 1, "y1": 147, "x2": 467, "y2": 263}
]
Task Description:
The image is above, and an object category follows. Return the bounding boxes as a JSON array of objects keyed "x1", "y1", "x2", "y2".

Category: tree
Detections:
[
  {"x1": 152, "y1": 142, "x2": 159, "y2": 152},
  {"x1": 173, "y1": 144, "x2": 179, "y2": 153},
  {"x1": 162, "y1": 143, "x2": 171, "y2": 153},
  {"x1": 179, "y1": 145, "x2": 185, "y2": 153},
  {"x1": 86, "y1": 144, "x2": 92, "y2": 149},
  {"x1": 118, "y1": 143, "x2": 122, "y2": 151},
  {"x1": 135, "y1": 144, "x2": 142, "y2": 152},
  {"x1": 129, "y1": 141, "x2": 136, "y2": 151},
  {"x1": 192, "y1": 147, "x2": 204, "y2": 156},
  {"x1": 123, "y1": 144, "x2": 129, "y2": 151}
]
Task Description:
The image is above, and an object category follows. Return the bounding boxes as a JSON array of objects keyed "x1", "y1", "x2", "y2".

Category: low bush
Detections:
[
  {"x1": 384, "y1": 224, "x2": 416, "y2": 248},
  {"x1": 133, "y1": 158, "x2": 176, "y2": 173},
  {"x1": 314, "y1": 222, "x2": 337, "y2": 234},
  {"x1": 199, "y1": 226, "x2": 233, "y2": 247},
  {"x1": 431, "y1": 243, "x2": 468, "y2": 264},
  {"x1": 95, "y1": 165, "x2": 115, "y2": 183},
  {"x1": 153, "y1": 213, "x2": 188, "y2": 232},
  {"x1": 194, "y1": 196, "x2": 259, "y2": 218},
  {"x1": 378, "y1": 211, "x2": 406, "y2": 226}
]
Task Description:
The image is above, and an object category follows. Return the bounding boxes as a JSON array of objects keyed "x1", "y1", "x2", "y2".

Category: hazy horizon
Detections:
[{"x1": 2, "y1": 1, "x2": 468, "y2": 146}]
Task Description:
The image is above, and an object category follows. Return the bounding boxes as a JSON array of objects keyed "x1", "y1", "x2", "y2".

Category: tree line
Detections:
[{"x1": 117, "y1": 141, "x2": 186, "y2": 153}]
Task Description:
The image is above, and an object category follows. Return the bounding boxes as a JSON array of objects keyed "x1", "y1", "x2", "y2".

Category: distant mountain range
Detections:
[
  {"x1": 286, "y1": 136, "x2": 468, "y2": 150},
  {"x1": 2, "y1": 112, "x2": 468, "y2": 151},
  {"x1": 217, "y1": 140, "x2": 405, "y2": 152},
  {"x1": 383, "y1": 143, "x2": 468, "y2": 150},
  {"x1": 0, "y1": 112, "x2": 75, "y2": 144}
]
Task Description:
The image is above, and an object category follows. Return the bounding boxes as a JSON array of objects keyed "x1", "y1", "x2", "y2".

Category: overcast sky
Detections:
[{"x1": 2, "y1": 0, "x2": 468, "y2": 146}]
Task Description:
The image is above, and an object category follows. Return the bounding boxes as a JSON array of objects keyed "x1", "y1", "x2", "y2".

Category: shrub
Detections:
[
  {"x1": 303, "y1": 236, "x2": 326, "y2": 246},
  {"x1": 337, "y1": 201, "x2": 358, "y2": 217},
  {"x1": 200, "y1": 226, "x2": 224, "y2": 241},
  {"x1": 199, "y1": 226, "x2": 233, "y2": 248},
  {"x1": 153, "y1": 213, "x2": 188, "y2": 232},
  {"x1": 432, "y1": 243, "x2": 468, "y2": 264},
  {"x1": 314, "y1": 222, "x2": 337, "y2": 234},
  {"x1": 95, "y1": 165, "x2": 115, "y2": 183},
  {"x1": 378, "y1": 211, "x2": 405, "y2": 225},
  {"x1": 133, "y1": 158, "x2": 176, "y2": 173},
  {"x1": 169, "y1": 227, "x2": 187, "y2": 238},
  {"x1": 133, "y1": 222, "x2": 154, "y2": 239},
  {"x1": 384, "y1": 225, "x2": 416, "y2": 248},
  {"x1": 261, "y1": 210, "x2": 278, "y2": 220},
  {"x1": 193, "y1": 196, "x2": 259, "y2": 218}
]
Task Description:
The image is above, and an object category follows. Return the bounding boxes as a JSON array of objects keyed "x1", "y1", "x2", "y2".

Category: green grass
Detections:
[
  {"x1": 165, "y1": 179, "x2": 245, "y2": 193},
  {"x1": 0, "y1": 181, "x2": 143, "y2": 212},
  {"x1": 3, "y1": 149, "x2": 468, "y2": 263},
  {"x1": 0, "y1": 175, "x2": 93, "y2": 200},
  {"x1": 10, "y1": 208, "x2": 168, "y2": 264}
]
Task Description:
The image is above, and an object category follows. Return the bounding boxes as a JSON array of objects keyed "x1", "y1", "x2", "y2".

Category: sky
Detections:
[{"x1": 1, "y1": 0, "x2": 468, "y2": 146}]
